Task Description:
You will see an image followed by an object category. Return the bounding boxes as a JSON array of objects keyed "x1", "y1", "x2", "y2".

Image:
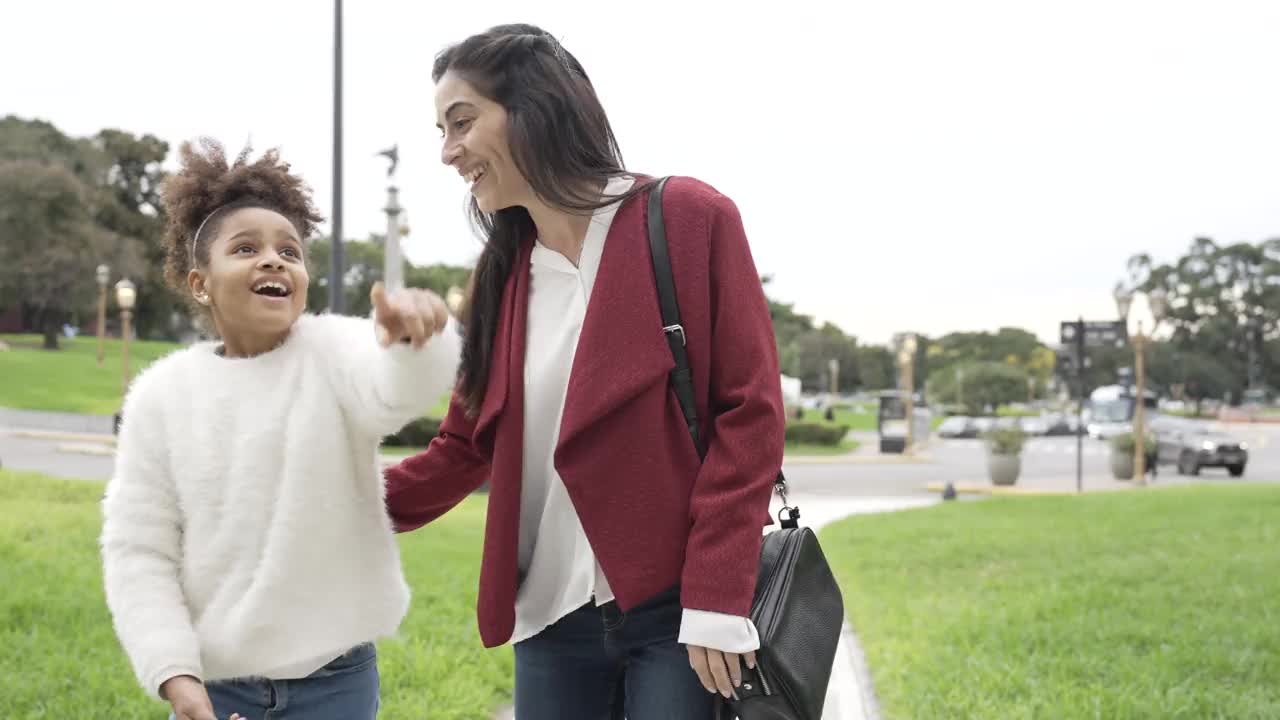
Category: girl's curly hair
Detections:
[{"x1": 159, "y1": 138, "x2": 324, "y2": 312}]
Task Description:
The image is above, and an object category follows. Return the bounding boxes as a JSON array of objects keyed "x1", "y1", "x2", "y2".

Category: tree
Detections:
[
  {"x1": 790, "y1": 323, "x2": 861, "y2": 392},
  {"x1": 305, "y1": 235, "x2": 473, "y2": 318},
  {"x1": 1126, "y1": 236, "x2": 1280, "y2": 404},
  {"x1": 0, "y1": 161, "x2": 115, "y2": 348},
  {"x1": 0, "y1": 117, "x2": 153, "y2": 336},
  {"x1": 92, "y1": 128, "x2": 172, "y2": 338},
  {"x1": 854, "y1": 345, "x2": 896, "y2": 391},
  {"x1": 927, "y1": 361, "x2": 1030, "y2": 415}
]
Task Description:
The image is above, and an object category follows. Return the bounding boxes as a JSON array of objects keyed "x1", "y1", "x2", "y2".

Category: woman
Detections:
[{"x1": 384, "y1": 24, "x2": 784, "y2": 719}]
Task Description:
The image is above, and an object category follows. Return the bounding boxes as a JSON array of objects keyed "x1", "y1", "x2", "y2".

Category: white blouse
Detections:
[{"x1": 510, "y1": 175, "x2": 759, "y2": 654}]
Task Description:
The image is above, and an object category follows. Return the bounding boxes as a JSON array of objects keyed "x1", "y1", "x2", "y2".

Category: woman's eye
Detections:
[{"x1": 453, "y1": 118, "x2": 472, "y2": 132}]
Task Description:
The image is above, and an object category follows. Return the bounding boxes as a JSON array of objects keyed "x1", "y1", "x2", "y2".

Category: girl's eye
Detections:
[
  {"x1": 282, "y1": 247, "x2": 301, "y2": 259},
  {"x1": 235, "y1": 245, "x2": 255, "y2": 254}
]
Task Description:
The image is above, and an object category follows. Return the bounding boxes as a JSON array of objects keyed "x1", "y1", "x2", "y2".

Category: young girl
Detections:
[{"x1": 100, "y1": 139, "x2": 459, "y2": 720}]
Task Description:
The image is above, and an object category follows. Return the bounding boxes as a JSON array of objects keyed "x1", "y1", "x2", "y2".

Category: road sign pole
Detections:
[{"x1": 1076, "y1": 316, "x2": 1085, "y2": 494}]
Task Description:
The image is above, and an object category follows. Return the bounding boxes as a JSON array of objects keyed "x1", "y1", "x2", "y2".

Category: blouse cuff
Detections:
[{"x1": 678, "y1": 608, "x2": 761, "y2": 653}]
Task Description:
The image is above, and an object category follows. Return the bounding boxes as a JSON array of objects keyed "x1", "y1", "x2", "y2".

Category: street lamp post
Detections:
[
  {"x1": 1114, "y1": 283, "x2": 1168, "y2": 485},
  {"x1": 115, "y1": 279, "x2": 136, "y2": 396},
  {"x1": 96, "y1": 264, "x2": 110, "y2": 367},
  {"x1": 898, "y1": 334, "x2": 918, "y2": 453}
]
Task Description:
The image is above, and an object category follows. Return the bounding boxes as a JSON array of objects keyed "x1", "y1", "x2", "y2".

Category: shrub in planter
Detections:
[
  {"x1": 983, "y1": 426, "x2": 1027, "y2": 455},
  {"x1": 1109, "y1": 432, "x2": 1157, "y2": 480},
  {"x1": 785, "y1": 422, "x2": 849, "y2": 446},
  {"x1": 983, "y1": 426, "x2": 1026, "y2": 486}
]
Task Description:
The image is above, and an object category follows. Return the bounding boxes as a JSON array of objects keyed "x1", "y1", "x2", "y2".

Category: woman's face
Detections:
[
  {"x1": 435, "y1": 71, "x2": 531, "y2": 213},
  {"x1": 188, "y1": 206, "x2": 309, "y2": 343}
]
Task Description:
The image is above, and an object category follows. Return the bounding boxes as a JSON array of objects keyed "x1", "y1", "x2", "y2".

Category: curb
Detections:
[
  {"x1": 57, "y1": 442, "x2": 116, "y2": 457},
  {"x1": 785, "y1": 453, "x2": 934, "y2": 466},
  {"x1": 12, "y1": 429, "x2": 116, "y2": 446},
  {"x1": 923, "y1": 482, "x2": 1088, "y2": 496}
]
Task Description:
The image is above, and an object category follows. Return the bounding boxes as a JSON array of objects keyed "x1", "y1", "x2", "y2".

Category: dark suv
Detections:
[{"x1": 1154, "y1": 422, "x2": 1249, "y2": 477}]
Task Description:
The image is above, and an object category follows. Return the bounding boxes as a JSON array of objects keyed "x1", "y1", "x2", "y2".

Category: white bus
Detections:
[{"x1": 1085, "y1": 384, "x2": 1159, "y2": 440}]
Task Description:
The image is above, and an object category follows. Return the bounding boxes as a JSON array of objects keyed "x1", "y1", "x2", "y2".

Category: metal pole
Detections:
[
  {"x1": 96, "y1": 284, "x2": 107, "y2": 367},
  {"x1": 1076, "y1": 316, "x2": 1084, "y2": 493},
  {"x1": 904, "y1": 354, "x2": 915, "y2": 454},
  {"x1": 1134, "y1": 323, "x2": 1147, "y2": 485},
  {"x1": 329, "y1": 0, "x2": 345, "y2": 314},
  {"x1": 121, "y1": 309, "x2": 132, "y2": 396},
  {"x1": 384, "y1": 185, "x2": 404, "y2": 292}
]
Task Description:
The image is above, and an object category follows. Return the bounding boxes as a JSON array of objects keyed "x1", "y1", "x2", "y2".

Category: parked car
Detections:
[
  {"x1": 937, "y1": 416, "x2": 979, "y2": 439},
  {"x1": 1042, "y1": 413, "x2": 1079, "y2": 437},
  {"x1": 1154, "y1": 422, "x2": 1248, "y2": 477},
  {"x1": 972, "y1": 417, "x2": 997, "y2": 435},
  {"x1": 1018, "y1": 416, "x2": 1048, "y2": 436}
]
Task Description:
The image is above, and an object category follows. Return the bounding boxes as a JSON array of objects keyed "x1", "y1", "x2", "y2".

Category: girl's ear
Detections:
[{"x1": 189, "y1": 268, "x2": 212, "y2": 306}]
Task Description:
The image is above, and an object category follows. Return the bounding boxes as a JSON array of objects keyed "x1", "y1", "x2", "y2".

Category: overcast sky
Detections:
[{"x1": 4, "y1": 0, "x2": 1278, "y2": 346}]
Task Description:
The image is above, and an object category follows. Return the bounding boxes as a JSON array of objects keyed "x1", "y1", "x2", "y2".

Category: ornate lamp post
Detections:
[
  {"x1": 114, "y1": 279, "x2": 137, "y2": 396},
  {"x1": 1114, "y1": 283, "x2": 1168, "y2": 484},
  {"x1": 96, "y1": 264, "x2": 110, "y2": 366}
]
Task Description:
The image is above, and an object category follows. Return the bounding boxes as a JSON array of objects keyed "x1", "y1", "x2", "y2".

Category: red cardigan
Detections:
[{"x1": 383, "y1": 176, "x2": 785, "y2": 648}]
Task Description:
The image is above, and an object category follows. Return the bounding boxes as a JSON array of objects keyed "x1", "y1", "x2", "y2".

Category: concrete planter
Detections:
[
  {"x1": 987, "y1": 452, "x2": 1021, "y2": 486},
  {"x1": 1111, "y1": 449, "x2": 1134, "y2": 480}
]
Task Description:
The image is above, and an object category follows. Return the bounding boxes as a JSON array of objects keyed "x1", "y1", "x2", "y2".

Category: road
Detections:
[
  {"x1": 3, "y1": 421, "x2": 1277, "y2": 497},
  {"x1": 783, "y1": 421, "x2": 1279, "y2": 498}
]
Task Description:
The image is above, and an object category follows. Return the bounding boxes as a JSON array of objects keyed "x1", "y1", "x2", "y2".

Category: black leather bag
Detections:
[{"x1": 644, "y1": 177, "x2": 846, "y2": 720}]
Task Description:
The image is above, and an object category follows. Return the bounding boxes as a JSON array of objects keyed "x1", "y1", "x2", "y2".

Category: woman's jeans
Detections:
[
  {"x1": 169, "y1": 642, "x2": 379, "y2": 720},
  {"x1": 513, "y1": 586, "x2": 716, "y2": 720}
]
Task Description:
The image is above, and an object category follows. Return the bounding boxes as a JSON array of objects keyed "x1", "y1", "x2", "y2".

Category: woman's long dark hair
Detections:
[{"x1": 434, "y1": 24, "x2": 654, "y2": 416}]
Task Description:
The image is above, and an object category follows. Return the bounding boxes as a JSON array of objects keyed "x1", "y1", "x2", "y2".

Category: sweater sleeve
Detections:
[
  {"x1": 679, "y1": 191, "x2": 786, "y2": 619},
  {"x1": 314, "y1": 312, "x2": 462, "y2": 439},
  {"x1": 100, "y1": 372, "x2": 203, "y2": 699},
  {"x1": 383, "y1": 391, "x2": 491, "y2": 532}
]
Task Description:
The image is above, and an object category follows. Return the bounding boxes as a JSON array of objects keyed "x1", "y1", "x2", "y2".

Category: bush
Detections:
[
  {"x1": 983, "y1": 426, "x2": 1027, "y2": 454},
  {"x1": 1110, "y1": 432, "x2": 1157, "y2": 457},
  {"x1": 786, "y1": 422, "x2": 849, "y2": 446},
  {"x1": 384, "y1": 417, "x2": 442, "y2": 447}
]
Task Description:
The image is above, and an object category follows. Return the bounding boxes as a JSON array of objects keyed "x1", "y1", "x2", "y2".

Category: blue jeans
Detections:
[
  {"x1": 513, "y1": 586, "x2": 717, "y2": 720},
  {"x1": 169, "y1": 643, "x2": 379, "y2": 720}
]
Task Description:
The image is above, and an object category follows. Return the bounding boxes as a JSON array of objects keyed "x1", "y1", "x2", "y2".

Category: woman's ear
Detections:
[{"x1": 188, "y1": 268, "x2": 212, "y2": 306}]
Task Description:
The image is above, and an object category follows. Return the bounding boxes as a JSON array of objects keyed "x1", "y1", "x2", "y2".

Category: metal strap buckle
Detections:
[{"x1": 663, "y1": 323, "x2": 686, "y2": 347}]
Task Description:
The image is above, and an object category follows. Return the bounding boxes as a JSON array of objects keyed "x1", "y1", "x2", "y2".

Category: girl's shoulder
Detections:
[{"x1": 118, "y1": 342, "x2": 211, "y2": 417}]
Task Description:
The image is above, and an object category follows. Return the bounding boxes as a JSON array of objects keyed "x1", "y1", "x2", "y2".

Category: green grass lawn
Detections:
[
  {"x1": 795, "y1": 407, "x2": 948, "y2": 432},
  {"x1": 0, "y1": 334, "x2": 181, "y2": 415},
  {"x1": 0, "y1": 469, "x2": 511, "y2": 720},
  {"x1": 820, "y1": 485, "x2": 1280, "y2": 719},
  {"x1": 785, "y1": 439, "x2": 861, "y2": 456}
]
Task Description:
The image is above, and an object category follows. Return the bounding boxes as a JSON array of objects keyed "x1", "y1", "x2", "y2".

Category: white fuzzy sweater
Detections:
[{"x1": 100, "y1": 312, "x2": 460, "y2": 698}]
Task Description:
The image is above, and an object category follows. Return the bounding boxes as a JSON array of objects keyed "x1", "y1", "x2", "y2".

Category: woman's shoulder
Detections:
[{"x1": 647, "y1": 175, "x2": 740, "y2": 219}]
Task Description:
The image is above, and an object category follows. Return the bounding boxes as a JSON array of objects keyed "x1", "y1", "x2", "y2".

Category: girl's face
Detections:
[
  {"x1": 188, "y1": 207, "x2": 309, "y2": 349},
  {"x1": 435, "y1": 71, "x2": 531, "y2": 214}
]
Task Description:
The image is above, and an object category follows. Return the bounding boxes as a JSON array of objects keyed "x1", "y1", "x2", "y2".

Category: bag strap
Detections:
[{"x1": 644, "y1": 177, "x2": 798, "y2": 528}]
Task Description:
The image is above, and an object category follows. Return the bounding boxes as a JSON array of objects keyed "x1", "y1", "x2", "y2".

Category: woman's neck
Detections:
[{"x1": 525, "y1": 180, "x2": 606, "y2": 267}]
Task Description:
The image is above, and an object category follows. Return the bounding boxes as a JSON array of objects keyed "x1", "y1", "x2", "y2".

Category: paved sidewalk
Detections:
[{"x1": 0, "y1": 407, "x2": 115, "y2": 434}]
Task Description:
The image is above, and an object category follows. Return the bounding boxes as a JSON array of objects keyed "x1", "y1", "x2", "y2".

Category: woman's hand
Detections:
[
  {"x1": 371, "y1": 281, "x2": 450, "y2": 349},
  {"x1": 160, "y1": 675, "x2": 244, "y2": 720},
  {"x1": 687, "y1": 645, "x2": 757, "y2": 698}
]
